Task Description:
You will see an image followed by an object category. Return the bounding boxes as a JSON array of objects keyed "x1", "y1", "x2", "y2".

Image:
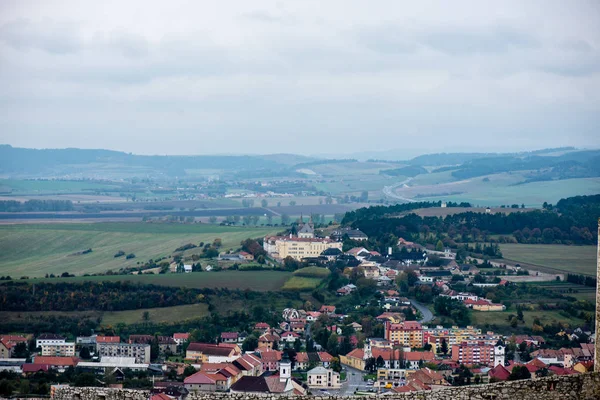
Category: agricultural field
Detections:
[
  {"x1": 470, "y1": 309, "x2": 584, "y2": 330},
  {"x1": 524, "y1": 282, "x2": 596, "y2": 302},
  {"x1": 0, "y1": 303, "x2": 210, "y2": 327},
  {"x1": 0, "y1": 223, "x2": 279, "y2": 277},
  {"x1": 499, "y1": 244, "x2": 597, "y2": 276},
  {"x1": 23, "y1": 270, "x2": 293, "y2": 291},
  {"x1": 411, "y1": 177, "x2": 600, "y2": 207},
  {"x1": 293, "y1": 266, "x2": 331, "y2": 278},
  {"x1": 281, "y1": 276, "x2": 324, "y2": 291},
  {"x1": 0, "y1": 179, "x2": 122, "y2": 194},
  {"x1": 101, "y1": 303, "x2": 210, "y2": 326}
]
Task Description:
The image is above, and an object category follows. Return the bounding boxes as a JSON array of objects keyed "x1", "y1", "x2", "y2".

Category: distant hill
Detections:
[{"x1": 0, "y1": 145, "x2": 311, "y2": 178}]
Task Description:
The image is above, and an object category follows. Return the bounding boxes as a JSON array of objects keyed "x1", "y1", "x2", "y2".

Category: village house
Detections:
[
  {"x1": 258, "y1": 332, "x2": 280, "y2": 350},
  {"x1": 173, "y1": 333, "x2": 189, "y2": 346},
  {"x1": 319, "y1": 305, "x2": 336, "y2": 315},
  {"x1": 220, "y1": 332, "x2": 239, "y2": 344},
  {"x1": 186, "y1": 343, "x2": 240, "y2": 363},
  {"x1": 0, "y1": 336, "x2": 27, "y2": 358}
]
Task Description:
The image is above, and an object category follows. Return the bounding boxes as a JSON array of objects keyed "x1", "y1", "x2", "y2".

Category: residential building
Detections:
[
  {"x1": 78, "y1": 356, "x2": 149, "y2": 372},
  {"x1": 384, "y1": 321, "x2": 424, "y2": 348},
  {"x1": 97, "y1": 343, "x2": 151, "y2": 364},
  {"x1": 451, "y1": 342, "x2": 504, "y2": 367},
  {"x1": 0, "y1": 336, "x2": 27, "y2": 358},
  {"x1": 319, "y1": 305, "x2": 336, "y2": 315},
  {"x1": 221, "y1": 332, "x2": 239, "y2": 343},
  {"x1": 307, "y1": 366, "x2": 341, "y2": 389},
  {"x1": 263, "y1": 235, "x2": 342, "y2": 261},
  {"x1": 129, "y1": 335, "x2": 177, "y2": 355},
  {"x1": 184, "y1": 371, "x2": 229, "y2": 392},
  {"x1": 173, "y1": 333, "x2": 189, "y2": 346},
  {"x1": 232, "y1": 354, "x2": 263, "y2": 376},
  {"x1": 258, "y1": 332, "x2": 280, "y2": 350},
  {"x1": 229, "y1": 353, "x2": 305, "y2": 396},
  {"x1": 36, "y1": 334, "x2": 65, "y2": 349},
  {"x1": 41, "y1": 342, "x2": 75, "y2": 357},
  {"x1": 464, "y1": 299, "x2": 506, "y2": 311},
  {"x1": 96, "y1": 336, "x2": 121, "y2": 345},
  {"x1": 32, "y1": 356, "x2": 78, "y2": 373},
  {"x1": 330, "y1": 228, "x2": 368, "y2": 242},
  {"x1": 186, "y1": 343, "x2": 240, "y2": 363}
]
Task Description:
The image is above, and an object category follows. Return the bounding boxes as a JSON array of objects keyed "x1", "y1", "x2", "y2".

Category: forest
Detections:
[
  {"x1": 347, "y1": 194, "x2": 599, "y2": 248},
  {"x1": 0, "y1": 199, "x2": 74, "y2": 212}
]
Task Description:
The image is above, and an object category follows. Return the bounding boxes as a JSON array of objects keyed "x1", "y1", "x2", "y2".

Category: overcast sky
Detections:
[{"x1": 0, "y1": 0, "x2": 599, "y2": 157}]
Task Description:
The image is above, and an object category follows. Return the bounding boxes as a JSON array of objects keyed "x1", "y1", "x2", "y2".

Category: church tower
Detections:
[{"x1": 280, "y1": 352, "x2": 291, "y2": 382}]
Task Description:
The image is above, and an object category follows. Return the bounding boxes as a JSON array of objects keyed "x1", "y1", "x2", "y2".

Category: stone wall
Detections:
[{"x1": 53, "y1": 372, "x2": 600, "y2": 400}]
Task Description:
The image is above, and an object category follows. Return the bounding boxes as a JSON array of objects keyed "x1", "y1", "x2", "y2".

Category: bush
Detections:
[
  {"x1": 126, "y1": 253, "x2": 136, "y2": 259},
  {"x1": 114, "y1": 250, "x2": 126, "y2": 258}
]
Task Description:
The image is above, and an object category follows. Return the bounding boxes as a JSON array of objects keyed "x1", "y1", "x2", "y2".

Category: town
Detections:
[{"x1": 0, "y1": 210, "x2": 597, "y2": 399}]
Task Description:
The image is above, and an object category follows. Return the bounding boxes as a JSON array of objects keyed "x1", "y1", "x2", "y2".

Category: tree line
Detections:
[{"x1": 0, "y1": 199, "x2": 74, "y2": 212}]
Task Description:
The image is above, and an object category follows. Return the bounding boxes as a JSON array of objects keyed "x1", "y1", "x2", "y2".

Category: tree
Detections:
[
  {"x1": 209, "y1": 216, "x2": 217, "y2": 224},
  {"x1": 376, "y1": 355, "x2": 385, "y2": 368},
  {"x1": 510, "y1": 317, "x2": 519, "y2": 328},
  {"x1": 440, "y1": 339, "x2": 448, "y2": 355},
  {"x1": 142, "y1": 311, "x2": 150, "y2": 322},
  {"x1": 183, "y1": 365, "x2": 197, "y2": 377},
  {"x1": 435, "y1": 240, "x2": 444, "y2": 251},
  {"x1": 79, "y1": 346, "x2": 91, "y2": 359},
  {"x1": 150, "y1": 337, "x2": 160, "y2": 362},
  {"x1": 261, "y1": 199, "x2": 268, "y2": 207},
  {"x1": 281, "y1": 214, "x2": 290, "y2": 225},
  {"x1": 508, "y1": 365, "x2": 531, "y2": 381},
  {"x1": 242, "y1": 336, "x2": 259, "y2": 352},
  {"x1": 330, "y1": 357, "x2": 342, "y2": 372},
  {"x1": 327, "y1": 333, "x2": 339, "y2": 355},
  {"x1": 289, "y1": 201, "x2": 296, "y2": 206}
]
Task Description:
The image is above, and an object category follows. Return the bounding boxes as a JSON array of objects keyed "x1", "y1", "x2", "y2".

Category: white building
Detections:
[
  {"x1": 77, "y1": 357, "x2": 149, "y2": 372},
  {"x1": 36, "y1": 334, "x2": 66, "y2": 349},
  {"x1": 494, "y1": 344, "x2": 505, "y2": 367},
  {"x1": 41, "y1": 342, "x2": 76, "y2": 357},
  {"x1": 307, "y1": 366, "x2": 341, "y2": 389}
]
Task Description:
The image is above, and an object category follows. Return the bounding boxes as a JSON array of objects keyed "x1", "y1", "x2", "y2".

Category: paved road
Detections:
[
  {"x1": 410, "y1": 299, "x2": 435, "y2": 323},
  {"x1": 382, "y1": 178, "x2": 415, "y2": 202},
  {"x1": 316, "y1": 366, "x2": 370, "y2": 396}
]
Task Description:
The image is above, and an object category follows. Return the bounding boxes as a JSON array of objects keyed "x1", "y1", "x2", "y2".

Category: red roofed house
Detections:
[
  {"x1": 488, "y1": 364, "x2": 511, "y2": 381},
  {"x1": 186, "y1": 343, "x2": 239, "y2": 363},
  {"x1": 32, "y1": 356, "x2": 78, "y2": 373},
  {"x1": 258, "y1": 333, "x2": 280, "y2": 350},
  {"x1": 255, "y1": 322, "x2": 270, "y2": 332},
  {"x1": 173, "y1": 333, "x2": 190, "y2": 345},
  {"x1": 221, "y1": 332, "x2": 239, "y2": 343},
  {"x1": 0, "y1": 335, "x2": 27, "y2": 358},
  {"x1": 22, "y1": 364, "x2": 50, "y2": 375},
  {"x1": 280, "y1": 332, "x2": 300, "y2": 343},
  {"x1": 259, "y1": 350, "x2": 281, "y2": 371},
  {"x1": 319, "y1": 305, "x2": 336, "y2": 315},
  {"x1": 184, "y1": 371, "x2": 230, "y2": 392}
]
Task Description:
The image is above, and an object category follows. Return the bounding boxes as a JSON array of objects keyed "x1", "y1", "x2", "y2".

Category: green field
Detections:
[
  {"x1": 24, "y1": 270, "x2": 293, "y2": 291},
  {"x1": 470, "y1": 309, "x2": 583, "y2": 330},
  {"x1": 0, "y1": 223, "x2": 279, "y2": 277},
  {"x1": 499, "y1": 244, "x2": 597, "y2": 276},
  {"x1": 415, "y1": 177, "x2": 600, "y2": 207},
  {"x1": 101, "y1": 303, "x2": 210, "y2": 326},
  {"x1": 0, "y1": 303, "x2": 211, "y2": 327},
  {"x1": 281, "y1": 276, "x2": 324, "y2": 291},
  {"x1": 524, "y1": 282, "x2": 596, "y2": 302},
  {"x1": 0, "y1": 179, "x2": 122, "y2": 194},
  {"x1": 293, "y1": 266, "x2": 331, "y2": 278}
]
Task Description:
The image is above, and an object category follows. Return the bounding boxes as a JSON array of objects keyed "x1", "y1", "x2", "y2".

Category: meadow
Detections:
[
  {"x1": 0, "y1": 223, "x2": 279, "y2": 277},
  {"x1": 281, "y1": 276, "x2": 324, "y2": 291},
  {"x1": 470, "y1": 309, "x2": 584, "y2": 331},
  {"x1": 24, "y1": 270, "x2": 293, "y2": 291},
  {"x1": 499, "y1": 243, "x2": 597, "y2": 276}
]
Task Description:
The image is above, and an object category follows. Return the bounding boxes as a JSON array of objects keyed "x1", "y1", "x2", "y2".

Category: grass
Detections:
[
  {"x1": 293, "y1": 266, "x2": 331, "y2": 278},
  {"x1": 0, "y1": 223, "x2": 279, "y2": 277},
  {"x1": 281, "y1": 276, "x2": 324, "y2": 291},
  {"x1": 499, "y1": 243, "x2": 597, "y2": 276},
  {"x1": 25, "y1": 270, "x2": 293, "y2": 291},
  {"x1": 524, "y1": 282, "x2": 596, "y2": 302},
  {"x1": 0, "y1": 179, "x2": 121, "y2": 194},
  {"x1": 0, "y1": 302, "x2": 210, "y2": 327},
  {"x1": 470, "y1": 309, "x2": 584, "y2": 330},
  {"x1": 415, "y1": 177, "x2": 600, "y2": 207},
  {"x1": 101, "y1": 303, "x2": 210, "y2": 326}
]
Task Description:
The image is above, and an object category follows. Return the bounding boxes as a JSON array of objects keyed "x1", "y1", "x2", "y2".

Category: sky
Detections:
[{"x1": 0, "y1": 0, "x2": 599, "y2": 157}]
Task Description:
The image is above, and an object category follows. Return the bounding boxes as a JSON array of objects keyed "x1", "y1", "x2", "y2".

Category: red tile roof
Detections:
[
  {"x1": 96, "y1": 336, "x2": 120, "y2": 343},
  {"x1": 173, "y1": 333, "x2": 190, "y2": 340},
  {"x1": 33, "y1": 356, "x2": 78, "y2": 367},
  {"x1": 488, "y1": 364, "x2": 510, "y2": 381},
  {"x1": 23, "y1": 364, "x2": 49, "y2": 373}
]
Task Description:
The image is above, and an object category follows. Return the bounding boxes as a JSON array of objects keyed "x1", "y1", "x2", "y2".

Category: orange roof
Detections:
[
  {"x1": 173, "y1": 333, "x2": 190, "y2": 340},
  {"x1": 33, "y1": 356, "x2": 78, "y2": 366},
  {"x1": 404, "y1": 351, "x2": 435, "y2": 362},
  {"x1": 96, "y1": 336, "x2": 120, "y2": 343},
  {"x1": 151, "y1": 394, "x2": 172, "y2": 400}
]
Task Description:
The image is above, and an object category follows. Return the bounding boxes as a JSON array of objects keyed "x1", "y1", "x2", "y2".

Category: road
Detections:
[
  {"x1": 382, "y1": 178, "x2": 415, "y2": 202},
  {"x1": 410, "y1": 299, "x2": 434, "y2": 323},
  {"x1": 314, "y1": 366, "x2": 369, "y2": 396}
]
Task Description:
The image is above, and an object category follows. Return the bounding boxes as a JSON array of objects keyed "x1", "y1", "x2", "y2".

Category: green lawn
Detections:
[
  {"x1": 293, "y1": 266, "x2": 331, "y2": 278},
  {"x1": 499, "y1": 243, "x2": 597, "y2": 276},
  {"x1": 25, "y1": 270, "x2": 293, "y2": 291},
  {"x1": 281, "y1": 276, "x2": 324, "y2": 291},
  {"x1": 101, "y1": 303, "x2": 210, "y2": 326},
  {"x1": 0, "y1": 223, "x2": 278, "y2": 277}
]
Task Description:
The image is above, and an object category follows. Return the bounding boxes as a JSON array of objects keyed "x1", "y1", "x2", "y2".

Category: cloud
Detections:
[{"x1": 0, "y1": 18, "x2": 82, "y2": 54}]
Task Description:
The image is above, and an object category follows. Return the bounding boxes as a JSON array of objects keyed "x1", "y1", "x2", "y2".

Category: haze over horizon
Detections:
[{"x1": 1, "y1": 0, "x2": 599, "y2": 155}]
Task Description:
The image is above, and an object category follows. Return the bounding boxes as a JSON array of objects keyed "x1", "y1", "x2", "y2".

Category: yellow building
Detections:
[
  {"x1": 263, "y1": 236, "x2": 342, "y2": 261},
  {"x1": 384, "y1": 321, "x2": 423, "y2": 349}
]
